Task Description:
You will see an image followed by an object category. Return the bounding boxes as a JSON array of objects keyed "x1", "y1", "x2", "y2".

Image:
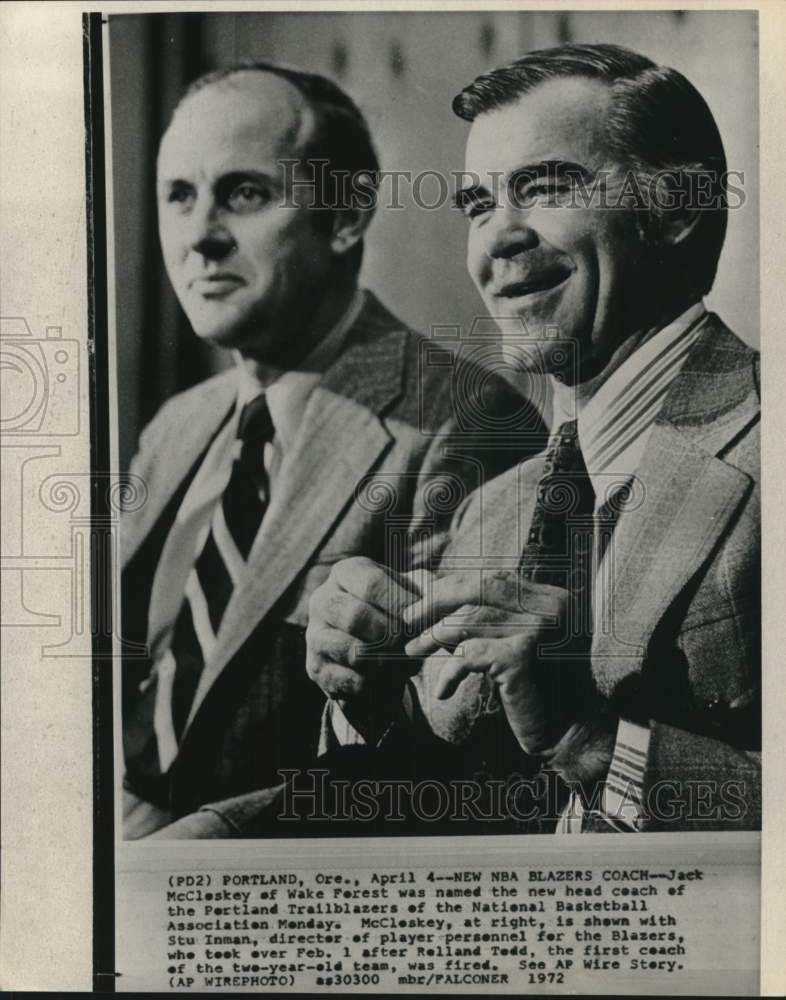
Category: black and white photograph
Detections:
[{"x1": 111, "y1": 9, "x2": 760, "y2": 840}]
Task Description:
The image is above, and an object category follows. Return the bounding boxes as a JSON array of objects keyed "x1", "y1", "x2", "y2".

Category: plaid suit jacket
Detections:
[{"x1": 411, "y1": 314, "x2": 761, "y2": 832}]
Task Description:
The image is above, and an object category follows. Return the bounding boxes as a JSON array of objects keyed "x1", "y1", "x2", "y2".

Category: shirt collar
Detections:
[
  {"x1": 235, "y1": 287, "x2": 365, "y2": 452},
  {"x1": 551, "y1": 301, "x2": 707, "y2": 507}
]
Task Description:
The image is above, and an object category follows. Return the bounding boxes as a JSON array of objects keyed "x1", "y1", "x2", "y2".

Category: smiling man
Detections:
[
  {"x1": 120, "y1": 63, "x2": 541, "y2": 838},
  {"x1": 306, "y1": 44, "x2": 761, "y2": 834}
]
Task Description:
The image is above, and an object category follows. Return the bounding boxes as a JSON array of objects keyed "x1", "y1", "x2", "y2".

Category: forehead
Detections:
[
  {"x1": 157, "y1": 71, "x2": 315, "y2": 177},
  {"x1": 464, "y1": 76, "x2": 615, "y2": 180}
]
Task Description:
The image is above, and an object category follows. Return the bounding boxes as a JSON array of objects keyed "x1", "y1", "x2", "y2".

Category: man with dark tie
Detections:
[
  {"x1": 120, "y1": 62, "x2": 542, "y2": 838},
  {"x1": 306, "y1": 44, "x2": 760, "y2": 834}
]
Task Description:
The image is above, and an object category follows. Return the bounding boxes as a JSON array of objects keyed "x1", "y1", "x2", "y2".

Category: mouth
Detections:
[
  {"x1": 494, "y1": 272, "x2": 569, "y2": 299},
  {"x1": 189, "y1": 274, "x2": 245, "y2": 298}
]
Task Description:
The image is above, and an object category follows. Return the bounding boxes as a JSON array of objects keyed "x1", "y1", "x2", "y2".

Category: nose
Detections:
[
  {"x1": 485, "y1": 205, "x2": 539, "y2": 261},
  {"x1": 189, "y1": 197, "x2": 236, "y2": 262}
]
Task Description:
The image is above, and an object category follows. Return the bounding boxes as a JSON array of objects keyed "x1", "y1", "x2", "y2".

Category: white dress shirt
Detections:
[{"x1": 146, "y1": 289, "x2": 365, "y2": 771}]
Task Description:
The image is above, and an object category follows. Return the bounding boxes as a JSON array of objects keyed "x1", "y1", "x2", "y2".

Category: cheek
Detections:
[
  {"x1": 596, "y1": 211, "x2": 641, "y2": 270},
  {"x1": 535, "y1": 209, "x2": 590, "y2": 256},
  {"x1": 246, "y1": 221, "x2": 322, "y2": 278},
  {"x1": 544, "y1": 216, "x2": 604, "y2": 297},
  {"x1": 158, "y1": 226, "x2": 177, "y2": 264},
  {"x1": 466, "y1": 231, "x2": 489, "y2": 284},
  {"x1": 241, "y1": 238, "x2": 289, "y2": 290},
  {"x1": 159, "y1": 221, "x2": 191, "y2": 272}
]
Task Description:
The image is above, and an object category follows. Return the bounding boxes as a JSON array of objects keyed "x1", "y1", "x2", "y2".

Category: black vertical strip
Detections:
[
  {"x1": 83, "y1": 12, "x2": 116, "y2": 993},
  {"x1": 139, "y1": 13, "x2": 166, "y2": 427},
  {"x1": 182, "y1": 11, "x2": 207, "y2": 84}
]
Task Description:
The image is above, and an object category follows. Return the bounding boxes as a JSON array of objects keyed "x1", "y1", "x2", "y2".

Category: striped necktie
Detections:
[{"x1": 169, "y1": 395, "x2": 275, "y2": 740}]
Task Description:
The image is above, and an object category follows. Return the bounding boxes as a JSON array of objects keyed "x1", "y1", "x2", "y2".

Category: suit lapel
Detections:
[
  {"x1": 183, "y1": 294, "x2": 409, "y2": 731},
  {"x1": 120, "y1": 372, "x2": 237, "y2": 569},
  {"x1": 592, "y1": 317, "x2": 759, "y2": 695}
]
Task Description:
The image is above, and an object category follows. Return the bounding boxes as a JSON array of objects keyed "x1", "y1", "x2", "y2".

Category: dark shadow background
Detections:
[{"x1": 107, "y1": 9, "x2": 758, "y2": 471}]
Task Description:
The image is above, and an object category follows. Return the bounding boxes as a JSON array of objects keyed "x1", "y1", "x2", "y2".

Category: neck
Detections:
[
  {"x1": 237, "y1": 271, "x2": 358, "y2": 384},
  {"x1": 557, "y1": 294, "x2": 701, "y2": 412}
]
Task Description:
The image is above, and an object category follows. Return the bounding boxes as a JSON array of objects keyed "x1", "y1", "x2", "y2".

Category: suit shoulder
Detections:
[
  {"x1": 140, "y1": 369, "x2": 236, "y2": 442},
  {"x1": 400, "y1": 328, "x2": 545, "y2": 437},
  {"x1": 354, "y1": 290, "x2": 543, "y2": 432},
  {"x1": 704, "y1": 313, "x2": 760, "y2": 397}
]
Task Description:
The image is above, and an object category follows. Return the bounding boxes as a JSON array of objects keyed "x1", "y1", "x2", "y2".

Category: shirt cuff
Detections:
[
  {"x1": 320, "y1": 686, "x2": 416, "y2": 754},
  {"x1": 325, "y1": 699, "x2": 369, "y2": 748},
  {"x1": 600, "y1": 718, "x2": 650, "y2": 830}
]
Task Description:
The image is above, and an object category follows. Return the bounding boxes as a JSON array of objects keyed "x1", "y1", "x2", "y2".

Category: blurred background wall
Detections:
[{"x1": 107, "y1": 9, "x2": 758, "y2": 470}]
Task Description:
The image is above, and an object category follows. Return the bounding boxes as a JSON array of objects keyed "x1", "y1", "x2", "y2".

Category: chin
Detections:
[
  {"x1": 189, "y1": 323, "x2": 246, "y2": 348},
  {"x1": 187, "y1": 307, "x2": 265, "y2": 352}
]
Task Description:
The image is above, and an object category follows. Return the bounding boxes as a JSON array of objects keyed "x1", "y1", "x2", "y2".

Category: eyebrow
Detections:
[
  {"x1": 452, "y1": 182, "x2": 488, "y2": 211},
  {"x1": 453, "y1": 159, "x2": 594, "y2": 209},
  {"x1": 157, "y1": 167, "x2": 281, "y2": 193},
  {"x1": 214, "y1": 170, "x2": 279, "y2": 199}
]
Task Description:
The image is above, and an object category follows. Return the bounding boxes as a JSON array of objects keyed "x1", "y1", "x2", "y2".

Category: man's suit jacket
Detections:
[
  {"x1": 411, "y1": 313, "x2": 761, "y2": 832},
  {"x1": 121, "y1": 291, "x2": 544, "y2": 819}
]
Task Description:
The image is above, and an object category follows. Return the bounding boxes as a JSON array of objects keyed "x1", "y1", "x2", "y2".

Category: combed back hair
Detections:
[
  {"x1": 453, "y1": 43, "x2": 728, "y2": 295},
  {"x1": 178, "y1": 62, "x2": 380, "y2": 271}
]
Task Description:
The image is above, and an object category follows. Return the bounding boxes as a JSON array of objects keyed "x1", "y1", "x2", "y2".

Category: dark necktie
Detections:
[
  {"x1": 507, "y1": 420, "x2": 598, "y2": 827},
  {"x1": 169, "y1": 395, "x2": 275, "y2": 741},
  {"x1": 520, "y1": 419, "x2": 595, "y2": 601},
  {"x1": 511, "y1": 420, "x2": 597, "y2": 718},
  {"x1": 470, "y1": 421, "x2": 597, "y2": 831}
]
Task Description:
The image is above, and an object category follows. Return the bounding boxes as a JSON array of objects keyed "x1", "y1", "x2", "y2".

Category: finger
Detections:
[
  {"x1": 433, "y1": 655, "x2": 474, "y2": 700},
  {"x1": 405, "y1": 568, "x2": 536, "y2": 631},
  {"x1": 306, "y1": 626, "x2": 410, "y2": 695},
  {"x1": 402, "y1": 569, "x2": 562, "y2": 633},
  {"x1": 401, "y1": 567, "x2": 436, "y2": 597},
  {"x1": 402, "y1": 570, "x2": 484, "y2": 633},
  {"x1": 515, "y1": 578, "x2": 569, "y2": 618},
  {"x1": 404, "y1": 603, "x2": 481, "y2": 658},
  {"x1": 432, "y1": 639, "x2": 497, "y2": 699},
  {"x1": 320, "y1": 589, "x2": 395, "y2": 646},
  {"x1": 478, "y1": 571, "x2": 569, "y2": 618},
  {"x1": 434, "y1": 637, "x2": 515, "y2": 700},
  {"x1": 309, "y1": 627, "x2": 416, "y2": 681},
  {"x1": 331, "y1": 556, "x2": 421, "y2": 618},
  {"x1": 404, "y1": 631, "x2": 444, "y2": 659},
  {"x1": 305, "y1": 623, "x2": 384, "y2": 693},
  {"x1": 404, "y1": 605, "x2": 519, "y2": 657}
]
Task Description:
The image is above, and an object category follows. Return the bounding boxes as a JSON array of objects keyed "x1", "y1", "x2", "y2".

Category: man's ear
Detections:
[
  {"x1": 330, "y1": 206, "x2": 374, "y2": 255},
  {"x1": 645, "y1": 170, "x2": 704, "y2": 247},
  {"x1": 657, "y1": 205, "x2": 702, "y2": 247},
  {"x1": 329, "y1": 172, "x2": 377, "y2": 255}
]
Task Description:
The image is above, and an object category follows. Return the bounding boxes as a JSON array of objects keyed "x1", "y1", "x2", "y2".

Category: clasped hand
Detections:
[{"x1": 306, "y1": 557, "x2": 576, "y2": 753}]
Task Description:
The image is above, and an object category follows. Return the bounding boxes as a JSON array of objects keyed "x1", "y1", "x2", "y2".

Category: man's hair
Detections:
[
  {"x1": 177, "y1": 62, "x2": 380, "y2": 272},
  {"x1": 453, "y1": 43, "x2": 728, "y2": 295}
]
